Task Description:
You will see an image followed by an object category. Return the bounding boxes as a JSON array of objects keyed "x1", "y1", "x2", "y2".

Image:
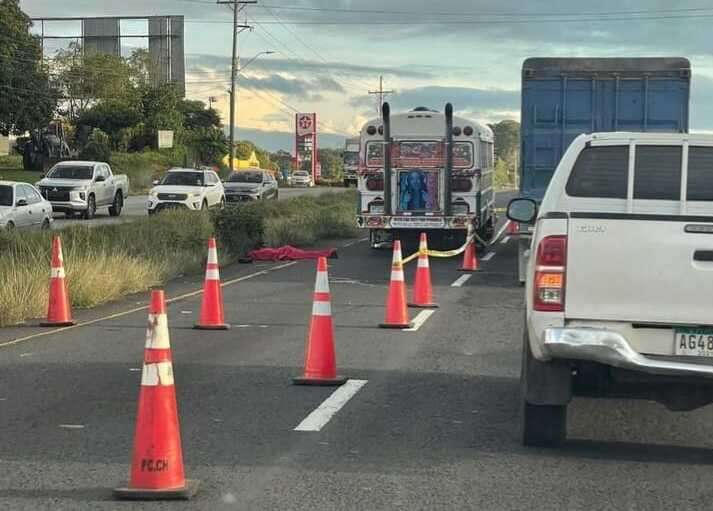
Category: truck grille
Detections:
[
  {"x1": 40, "y1": 187, "x2": 71, "y2": 201},
  {"x1": 157, "y1": 193, "x2": 188, "y2": 201}
]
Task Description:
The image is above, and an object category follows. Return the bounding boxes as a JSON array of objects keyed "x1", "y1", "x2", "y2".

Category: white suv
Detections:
[
  {"x1": 509, "y1": 132, "x2": 713, "y2": 447},
  {"x1": 148, "y1": 168, "x2": 225, "y2": 215}
]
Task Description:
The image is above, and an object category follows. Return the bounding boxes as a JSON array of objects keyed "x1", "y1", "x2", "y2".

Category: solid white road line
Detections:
[
  {"x1": 500, "y1": 236, "x2": 511, "y2": 245},
  {"x1": 451, "y1": 274, "x2": 472, "y2": 288},
  {"x1": 294, "y1": 379, "x2": 368, "y2": 432},
  {"x1": 481, "y1": 252, "x2": 496, "y2": 261},
  {"x1": 59, "y1": 424, "x2": 85, "y2": 429},
  {"x1": 404, "y1": 310, "x2": 435, "y2": 332}
]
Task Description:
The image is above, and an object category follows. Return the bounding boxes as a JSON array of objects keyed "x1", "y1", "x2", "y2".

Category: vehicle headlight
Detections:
[
  {"x1": 72, "y1": 185, "x2": 89, "y2": 192},
  {"x1": 191, "y1": 192, "x2": 202, "y2": 198},
  {"x1": 149, "y1": 191, "x2": 159, "y2": 198}
]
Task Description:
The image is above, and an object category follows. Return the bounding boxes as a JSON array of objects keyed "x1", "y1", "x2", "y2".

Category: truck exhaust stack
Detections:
[
  {"x1": 444, "y1": 103, "x2": 454, "y2": 217},
  {"x1": 382, "y1": 102, "x2": 392, "y2": 216}
]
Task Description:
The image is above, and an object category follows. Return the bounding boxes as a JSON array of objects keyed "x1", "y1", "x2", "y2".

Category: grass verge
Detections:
[
  {"x1": 0, "y1": 210, "x2": 212, "y2": 327},
  {"x1": 213, "y1": 191, "x2": 359, "y2": 256},
  {"x1": 0, "y1": 191, "x2": 358, "y2": 327}
]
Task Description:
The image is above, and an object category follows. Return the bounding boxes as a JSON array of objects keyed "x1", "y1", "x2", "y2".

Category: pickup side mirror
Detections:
[
  {"x1": 95, "y1": 175, "x2": 106, "y2": 183},
  {"x1": 507, "y1": 198, "x2": 538, "y2": 224},
  {"x1": 16, "y1": 199, "x2": 28, "y2": 207}
]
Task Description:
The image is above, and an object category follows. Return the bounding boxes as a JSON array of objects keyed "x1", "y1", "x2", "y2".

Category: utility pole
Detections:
[
  {"x1": 369, "y1": 75, "x2": 394, "y2": 119},
  {"x1": 217, "y1": 0, "x2": 255, "y2": 172}
]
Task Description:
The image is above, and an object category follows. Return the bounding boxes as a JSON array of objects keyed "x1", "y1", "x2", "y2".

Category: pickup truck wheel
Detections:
[
  {"x1": 5, "y1": 221, "x2": 15, "y2": 232},
  {"x1": 520, "y1": 325, "x2": 569, "y2": 447},
  {"x1": 41, "y1": 218, "x2": 51, "y2": 230},
  {"x1": 201, "y1": 200, "x2": 208, "y2": 211},
  {"x1": 274, "y1": 191, "x2": 279, "y2": 200},
  {"x1": 219, "y1": 197, "x2": 226, "y2": 209},
  {"x1": 83, "y1": 195, "x2": 96, "y2": 220},
  {"x1": 108, "y1": 192, "x2": 123, "y2": 217}
]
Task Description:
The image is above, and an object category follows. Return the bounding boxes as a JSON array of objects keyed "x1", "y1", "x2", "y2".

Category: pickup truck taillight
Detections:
[{"x1": 533, "y1": 235, "x2": 567, "y2": 312}]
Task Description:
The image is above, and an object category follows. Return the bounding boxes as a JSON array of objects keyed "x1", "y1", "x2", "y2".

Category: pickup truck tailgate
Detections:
[{"x1": 566, "y1": 215, "x2": 713, "y2": 325}]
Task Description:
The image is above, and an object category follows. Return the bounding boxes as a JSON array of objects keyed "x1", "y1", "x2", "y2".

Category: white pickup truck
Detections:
[
  {"x1": 37, "y1": 161, "x2": 129, "y2": 219},
  {"x1": 509, "y1": 132, "x2": 713, "y2": 447}
]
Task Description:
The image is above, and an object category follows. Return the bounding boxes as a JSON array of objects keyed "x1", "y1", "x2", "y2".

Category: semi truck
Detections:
[{"x1": 516, "y1": 57, "x2": 691, "y2": 282}]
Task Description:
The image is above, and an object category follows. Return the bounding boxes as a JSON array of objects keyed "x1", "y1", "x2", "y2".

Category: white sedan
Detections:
[
  {"x1": 289, "y1": 171, "x2": 314, "y2": 187},
  {"x1": 0, "y1": 181, "x2": 53, "y2": 231}
]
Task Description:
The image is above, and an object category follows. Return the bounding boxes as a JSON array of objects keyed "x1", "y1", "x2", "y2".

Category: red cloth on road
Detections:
[{"x1": 247, "y1": 245, "x2": 337, "y2": 261}]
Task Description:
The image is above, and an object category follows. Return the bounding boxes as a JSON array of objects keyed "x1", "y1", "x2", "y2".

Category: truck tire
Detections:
[
  {"x1": 520, "y1": 324, "x2": 569, "y2": 447},
  {"x1": 83, "y1": 195, "x2": 96, "y2": 220},
  {"x1": 108, "y1": 191, "x2": 123, "y2": 217}
]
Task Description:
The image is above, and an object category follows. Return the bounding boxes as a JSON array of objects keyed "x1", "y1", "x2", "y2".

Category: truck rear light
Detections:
[{"x1": 533, "y1": 235, "x2": 567, "y2": 312}]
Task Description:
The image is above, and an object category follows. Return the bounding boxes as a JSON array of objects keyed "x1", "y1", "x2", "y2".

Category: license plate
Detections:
[{"x1": 674, "y1": 327, "x2": 713, "y2": 357}]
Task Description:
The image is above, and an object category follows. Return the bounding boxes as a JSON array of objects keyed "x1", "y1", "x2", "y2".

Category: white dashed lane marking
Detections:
[
  {"x1": 481, "y1": 252, "x2": 496, "y2": 261},
  {"x1": 294, "y1": 379, "x2": 368, "y2": 432},
  {"x1": 451, "y1": 274, "x2": 472, "y2": 287},
  {"x1": 404, "y1": 310, "x2": 436, "y2": 332},
  {"x1": 500, "y1": 236, "x2": 511, "y2": 245}
]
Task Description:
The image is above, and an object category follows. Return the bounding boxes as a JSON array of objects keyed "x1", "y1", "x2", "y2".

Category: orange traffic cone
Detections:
[
  {"x1": 293, "y1": 257, "x2": 347, "y2": 386},
  {"x1": 114, "y1": 290, "x2": 199, "y2": 500},
  {"x1": 194, "y1": 238, "x2": 229, "y2": 330},
  {"x1": 459, "y1": 237, "x2": 480, "y2": 272},
  {"x1": 40, "y1": 235, "x2": 75, "y2": 327},
  {"x1": 380, "y1": 240, "x2": 413, "y2": 329},
  {"x1": 409, "y1": 233, "x2": 438, "y2": 308}
]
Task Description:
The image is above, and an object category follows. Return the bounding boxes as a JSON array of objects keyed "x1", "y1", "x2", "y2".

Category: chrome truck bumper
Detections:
[{"x1": 543, "y1": 328, "x2": 713, "y2": 378}]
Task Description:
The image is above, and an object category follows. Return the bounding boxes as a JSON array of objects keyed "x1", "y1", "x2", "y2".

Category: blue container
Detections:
[{"x1": 520, "y1": 58, "x2": 691, "y2": 200}]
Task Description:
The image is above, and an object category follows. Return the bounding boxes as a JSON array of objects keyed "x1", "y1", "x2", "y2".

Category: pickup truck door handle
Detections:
[{"x1": 693, "y1": 250, "x2": 713, "y2": 262}]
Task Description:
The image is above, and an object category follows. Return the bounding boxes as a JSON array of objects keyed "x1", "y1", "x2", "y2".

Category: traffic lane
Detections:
[
  {"x1": 212, "y1": 238, "x2": 713, "y2": 511},
  {"x1": 51, "y1": 195, "x2": 146, "y2": 230},
  {"x1": 0, "y1": 238, "x2": 486, "y2": 509}
]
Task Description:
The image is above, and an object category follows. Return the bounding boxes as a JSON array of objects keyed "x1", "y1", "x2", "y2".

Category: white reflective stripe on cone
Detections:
[
  {"x1": 312, "y1": 300, "x2": 332, "y2": 317},
  {"x1": 207, "y1": 247, "x2": 218, "y2": 265},
  {"x1": 392, "y1": 249, "x2": 402, "y2": 264},
  {"x1": 417, "y1": 257, "x2": 429, "y2": 268},
  {"x1": 314, "y1": 271, "x2": 330, "y2": 293},
  {"x1": 141, "y1": 362, "x2": 174, "y2": 386},
  {"x1": 145, "y1": 314, "x2": 171, "y2": 349},
  {"x1": 390, "y1": 269, "x2": 405, "y2": 282},
  {"x1": 50, "y1": 268, "x2": 66, "y2": 279},
  {"x1": 205, "y1": 268, "x2": 221, "y2": 280}
]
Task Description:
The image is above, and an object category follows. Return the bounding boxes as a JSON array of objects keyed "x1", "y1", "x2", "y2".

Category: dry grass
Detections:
[{"x1": 0, "y1": 210, "x2": 213, "y2": 327}]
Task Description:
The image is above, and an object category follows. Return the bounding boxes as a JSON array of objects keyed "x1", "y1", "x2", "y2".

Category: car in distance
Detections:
[
  {"x1": 510, "y1": 132, "x2": 713, "y2": 447},
  {"x1": 0, "y1": 181, "x2": 53, "y2": 231},
  {"x1": 223, "y1": 169, "x2": 279, "y2": 204},
  {"x1": 36, "y1": 161, "x2": 129, "y2": 220},
  {"x1": 147, "y1": 168, "x2": 225, "y2": 215},
  {"x1": 289, "y1": 170, "x2": 314, "y2": 188}
]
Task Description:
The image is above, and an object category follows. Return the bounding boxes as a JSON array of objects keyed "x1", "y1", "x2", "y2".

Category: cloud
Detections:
[
  {"x1": 350, "y1": 85, "x2": 519, "y2": 117},
  {"x1": 186, "y1": 54, "x2": 435, "y2": 80}
]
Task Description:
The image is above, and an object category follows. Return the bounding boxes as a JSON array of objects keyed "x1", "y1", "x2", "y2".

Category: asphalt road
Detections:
[
  {"x1": 4, "y1": 189, "x2": 712, "y2": 510},
  {"x1": 50, "y1": 186, "x2": 345, "y2": 230}
]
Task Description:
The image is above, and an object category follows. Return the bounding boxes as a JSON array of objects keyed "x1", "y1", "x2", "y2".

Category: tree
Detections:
[
  {"x1": 489, "y1": 120, "x2": 520, "y2": 188},
  {"x1": 182, "y1": 127, "x2": 228, "y2": 167},
  {"x1": 77, "y1": 100, "x2": 142, "y2": 148},
  {"x1": 139, "y1": 82, "x2": 185, "y2": 147},
  {"x1": 318, "y1": 148, "x2": 344, "y2": 179},
  {"x1": 0, "y1": 0, "x2": 58, "y2": 135},
  {"x1": 53, "y1": 43, "x2": 135, "y2": 121},
  {"x1": 179, "y1": 100, "x2": 222, "y2": 130}
]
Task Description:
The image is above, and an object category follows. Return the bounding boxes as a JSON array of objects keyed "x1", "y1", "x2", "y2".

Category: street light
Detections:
[{"x1": 228, "y1": 50, "x2": 277, "y2": 172}]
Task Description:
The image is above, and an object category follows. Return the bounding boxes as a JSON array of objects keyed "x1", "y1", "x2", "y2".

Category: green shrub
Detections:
[
  {"x1": 79, "y1": 128, "x2": 112, "y2": 163},
  {"x1": 213, "y1": 191, "x2": 358, "y2": 256}
]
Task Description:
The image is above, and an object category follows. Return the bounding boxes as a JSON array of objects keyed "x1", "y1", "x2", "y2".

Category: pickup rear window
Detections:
[
  {"x1": 565, "y1": 146, "x2": 629, "y2": 199},
  {"x1": 687, "y1": 147, "x2": 713, "y2": 201},
  {"x1": 0, "y1": 185, "x2": 12, "y2": 206},
  {"x1": 633, "y1": 146, "x2": 682, "y2": 200}
]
